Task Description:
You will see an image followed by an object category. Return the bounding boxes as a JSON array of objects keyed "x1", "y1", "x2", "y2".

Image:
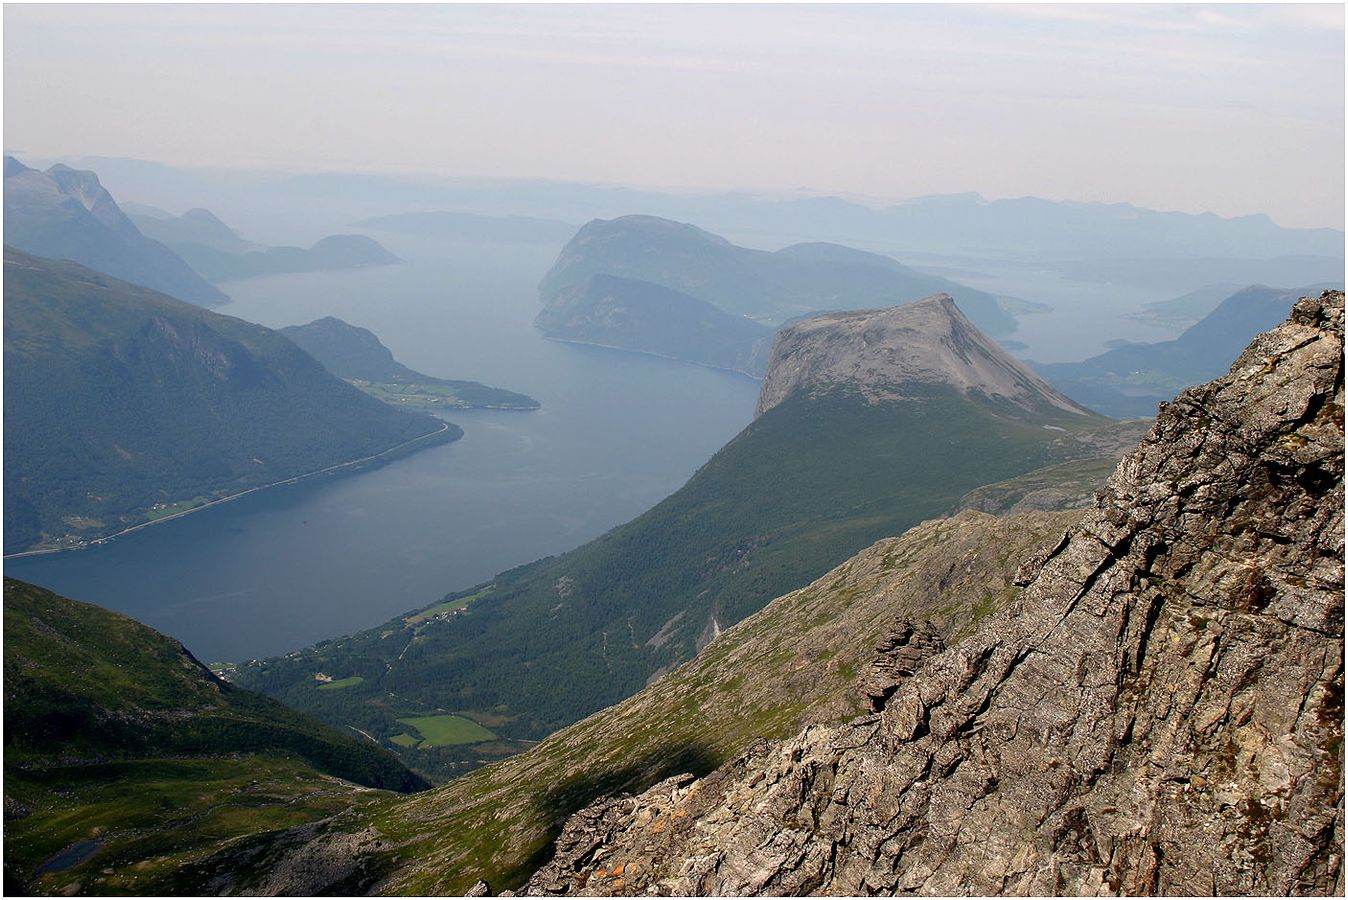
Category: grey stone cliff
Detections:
[
  {"x1": 754, "y1": 295, "x2": 1090, "y2": 418},
  {"x1": 525, "y1": 291, "x2": 1345, "y2": 896}
]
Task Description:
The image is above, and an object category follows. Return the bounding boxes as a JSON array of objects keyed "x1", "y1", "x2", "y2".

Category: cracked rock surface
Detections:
[{"x1": 524, "y1": 291, "x2": 1345, "y2": 897}]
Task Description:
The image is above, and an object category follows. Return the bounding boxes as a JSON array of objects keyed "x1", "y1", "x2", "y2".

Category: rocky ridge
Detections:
[
  {"x1": 755, "y1": 295, "x2": 1090, "y2": 418},
  {"x1": 524, "y1": 291, "x2": 1345, "y2": 896}
]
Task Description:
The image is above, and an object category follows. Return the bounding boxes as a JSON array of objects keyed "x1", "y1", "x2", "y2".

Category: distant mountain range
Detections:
[
  {"x1": 280, "y1": 316, "x2": 540, "y2": 410},
  {"x1": 233, "y1": 295, "x2": 1144, "y2": 781},
  {"x1": 1037, "y1": 282, "x2": 1344, "y2": 418},
  {"x1": 56, "y1": 156, "x2": 1345, "y2": 264},
  {"x1": 3, "y1": 157, "x2": 228, "y2": 306},
  {"x1": 352, "y1": 209, "x2": 577, "y2": 243},
  {"x1": 3, "y1": 249, "x2": 456, "y2": 554},
  {"x1": 127, "y1": 205, "x2": 400, "y2": 282}
]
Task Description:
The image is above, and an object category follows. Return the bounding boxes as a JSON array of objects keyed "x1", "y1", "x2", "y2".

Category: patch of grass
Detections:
[
  {"x1": 404, "y1": 586, "x2": 493, "y2": 625},
  {"x1": 352, "y1": 379, "x2": 467, "y2": 409},
  {"x1": 395, "y1": 715, "x2": 497, "y2": 748},
  {"x1": 318, "y1": 676, "x2": 365, "y2": 691},
  {"x1": 389, "y1": 733, "x2": 419, "y2": 748}
]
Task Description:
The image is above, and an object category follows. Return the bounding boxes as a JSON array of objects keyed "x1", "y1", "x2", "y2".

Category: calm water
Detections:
[{"x1": 8, "y1": 235, "x2": 760, "y2": 662}]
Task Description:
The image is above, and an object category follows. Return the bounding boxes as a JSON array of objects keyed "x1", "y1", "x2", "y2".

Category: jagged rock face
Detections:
[
  {"x1": 754, "y1": 296, "x2": 1090, "y2": 418},
  {"x1": 859, "y1": 619, "x2": 946, "y2": 714},
  {"x1": 524, "y1": 292, "x2": 1345, "y2": 897}
]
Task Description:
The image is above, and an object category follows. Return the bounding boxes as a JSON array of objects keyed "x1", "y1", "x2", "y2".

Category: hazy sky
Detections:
[{"x1": 4, "y1": 3, "x2": 1344, "y2": 228}]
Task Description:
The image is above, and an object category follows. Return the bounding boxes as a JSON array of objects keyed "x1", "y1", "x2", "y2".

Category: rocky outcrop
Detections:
[
  {"x1": 859, "y1": 619, "x2": 946, "y2": 714},
  {"x1": 754, "y1": 296, "x2": 1091, "y2": 418},
  {"x1": 524, "y1": 291, "x2": 1345, "y2": 896}
]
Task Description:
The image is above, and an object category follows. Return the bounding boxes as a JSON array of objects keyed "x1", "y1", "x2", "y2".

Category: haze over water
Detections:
[{"x1": 7, "y1": 235, "x2": 761, "y2": 661}]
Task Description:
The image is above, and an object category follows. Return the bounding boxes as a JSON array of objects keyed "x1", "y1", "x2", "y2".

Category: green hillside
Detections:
[
  {"x1": 3, "y1": 578, "x2": 426, "y2": 895},
  {"x1": 233, "y1": 385, "x2": 1137, "y2": 780},
  {"x1": 3, "y1": 249, "x2": 457, "y2": 553}
]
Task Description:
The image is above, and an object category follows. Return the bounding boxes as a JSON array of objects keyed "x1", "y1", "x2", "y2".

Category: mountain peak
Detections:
[{"x1": 754, "y1": 294, "x2": 1089, "y2": 419}]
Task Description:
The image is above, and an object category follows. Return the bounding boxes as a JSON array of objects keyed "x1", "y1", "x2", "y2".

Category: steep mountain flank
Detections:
[
  {"x1": 756, "y1": 295, "x2": 1089, "y2": 418},
  {"x1": 3, "y1": 157, "x2": 228, "y2": 306},
  {"x1": 3, "y1": 578, "x2": 425, "y2": 895},
  {"x1": 3, "y1": 249, "x2": 455, "y2": 553},
  {"x1": 538, "y1": 215, "x2": 1015, "y2": 335},
  {"x1": 1038, "y1": 282, "x2": 1344, "y2": 418},
  {"x1": 536, "y1": 274, "x2": 774, "y2": 377},
  {"x1": 523, "y1": 291, "x2": 1345, "y2": 896},
  {"x1": 280, "y1": 317, "x2": 540, "y2": 409},
  {"x1": 234, "y1": 298, "x2": 1137, "y2": 779},
  {"x1": 154, "y1": 510, "x2": 1083, "y2": 896}
]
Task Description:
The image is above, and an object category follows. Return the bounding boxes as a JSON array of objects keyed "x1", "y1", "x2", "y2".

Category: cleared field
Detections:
[
  {"x1": 404, "y1": 586, "x2": 493, "y2": 625},
  {"x1": 389, "y1": 733, "x2": 419, "y2": 748},
  {"x1": 395, "y1": 715, "x2": 496, "y2": 748},
  {"x1": 317, "y1": 676, "x2": 365, "y2": 691}
]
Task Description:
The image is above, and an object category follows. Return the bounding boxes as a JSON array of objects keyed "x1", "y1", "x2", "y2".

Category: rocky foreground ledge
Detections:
[{"x1": 522, "y1": 292, "x2": 1345, "y2": 897}]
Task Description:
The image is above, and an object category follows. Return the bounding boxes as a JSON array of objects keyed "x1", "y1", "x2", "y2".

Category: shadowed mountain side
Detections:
[
  {"x1": 3, "y1": 249, "x2": 455, "y2": 554},
  {"x1": 535, "y1": 274, "x2": 774, "y2": 377},
  {"x1": 4, "y1": 157, "x2": 228, "y2": 306},
  {"x1": 539, "y1": 215, "x2": 1015, "y2": 335},
  {"x1": 1037, "y1": 282, "x2": 1343, "y2": 418}
]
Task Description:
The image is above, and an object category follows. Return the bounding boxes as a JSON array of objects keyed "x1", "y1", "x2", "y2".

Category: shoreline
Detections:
[
  {"x1": 4, "y1": 420, "x2": 457, "y2": 561},
  {"x1": 540, "y1": 334, "x2": 766, "y2": 383}
]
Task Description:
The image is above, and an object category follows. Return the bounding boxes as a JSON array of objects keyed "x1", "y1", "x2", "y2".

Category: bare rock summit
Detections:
[{"x1": 754, "y1": 295, "x2": 1090, "y2": 418}]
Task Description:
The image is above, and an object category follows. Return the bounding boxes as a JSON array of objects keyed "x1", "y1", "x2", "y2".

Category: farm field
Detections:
[{"x1": 394, "y1": 715, "x2": 496, "y2": 748}]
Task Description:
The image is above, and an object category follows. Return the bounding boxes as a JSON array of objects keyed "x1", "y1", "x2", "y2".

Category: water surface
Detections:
[{"x1": 9, "y1": 235, "x2": 760, "y2": 661}]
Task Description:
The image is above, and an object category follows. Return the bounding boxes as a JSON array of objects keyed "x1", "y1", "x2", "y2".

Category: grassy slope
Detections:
[
  {"x1": 3, "y1": 578, "x2": 428, "y2": 895},
  {"x1": 181, "y1": 510, "x2": 1082, "y2": 895},
  {"x1": 2, "y1": 249, "x2": 456, "y2": 553},
  {"x1": 233, "y1": 387, "x2": 1135, "y2": 780}
]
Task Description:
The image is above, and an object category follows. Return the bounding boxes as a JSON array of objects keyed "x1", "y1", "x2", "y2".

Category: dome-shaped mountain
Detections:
[{"x1": 756, "y1": 294, "x2": 1090, "y2": 418}]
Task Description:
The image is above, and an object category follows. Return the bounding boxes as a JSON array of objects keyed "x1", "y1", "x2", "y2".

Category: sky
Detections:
[{"x1": 3, "y1": 3, "x2": 1344, "y2": 229}]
